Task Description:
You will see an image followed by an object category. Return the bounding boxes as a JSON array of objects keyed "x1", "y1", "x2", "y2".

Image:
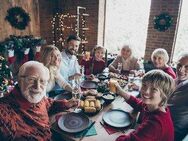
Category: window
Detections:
[
  {"x1": 104, "y1": 0, "x2": 151, "y2": 58},
  {"x1": 173, "y1": 0, "x2": 188, "y2": 62}
]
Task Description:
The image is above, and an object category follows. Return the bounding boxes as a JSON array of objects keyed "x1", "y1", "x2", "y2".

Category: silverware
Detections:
[{"x1": 79, "y1": 121, "x2": 96, "y2": 141}]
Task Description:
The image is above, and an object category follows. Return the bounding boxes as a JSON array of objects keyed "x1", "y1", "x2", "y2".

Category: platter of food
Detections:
[
  {"x1": 109, "y1": 72, "x2": 128, "y2": 81},
  {"x1": 79, "y1": 95, "x2": 102, "y2": 116}
]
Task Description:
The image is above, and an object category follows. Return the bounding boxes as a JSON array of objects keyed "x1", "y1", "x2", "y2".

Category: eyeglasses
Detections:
[{"x1": 20, "y1": 76, "x2": 48, "y2": 86}]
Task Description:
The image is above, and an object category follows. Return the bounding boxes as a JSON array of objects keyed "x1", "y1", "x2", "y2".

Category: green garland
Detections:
[
  {"x1": 153, "y1": 13, "x2": 173, "y2": 32},
  {"x1": 5, "y1": 7, "x2": 30, "y2": 30}
]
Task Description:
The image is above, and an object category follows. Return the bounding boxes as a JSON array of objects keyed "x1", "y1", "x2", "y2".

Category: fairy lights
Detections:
[{"x1": 51, "y1": 6, "x2": 89, "y2": 54}]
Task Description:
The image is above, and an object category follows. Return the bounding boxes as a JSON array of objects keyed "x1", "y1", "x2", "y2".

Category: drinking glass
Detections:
[
  {"x1": 128, "y1": 73, "x2": 134, "y2": 83},
  {"x1": 117, "y1": 63, "x2": 122, "y2": 74},
  {"x1": 85, "y1": 51, "x2": 90, "y2": 61},
  {"x1": 109, "y1": 79, "x2": 117, "y2": 94},
  {"x1": 72, "y1": 84, "x2": 81, "y2": 112}
]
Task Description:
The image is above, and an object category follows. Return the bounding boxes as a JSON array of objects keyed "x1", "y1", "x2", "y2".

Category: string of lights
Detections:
[{"x1": 51, "y1": 7, "x2": 89, "y2": 54}]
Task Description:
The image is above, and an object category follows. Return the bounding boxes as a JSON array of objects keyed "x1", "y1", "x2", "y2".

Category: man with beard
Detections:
[
  {"x1": 168, "y1": 53, "x2": 188, "y2": 141},
  {"x1": 60, "y1": 35, "x2": 82, "y2": 84},
  {"x1": 0, "y1": 61, "x2": 78, "y2": 140}
]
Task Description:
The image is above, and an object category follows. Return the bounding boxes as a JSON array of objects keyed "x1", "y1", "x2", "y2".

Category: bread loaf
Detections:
[
  {"x1": 95, "y1": 100, "x2": 101, "y2": 110},
  {"x1": 84, "y1": 100, "x2": 89, "y2": 107},
  {"x1": 84, "y1": 107, "x2": 96, "y2": 113},
  {"x1": 90, "y1": 101, "x2": 95, "y2": 107}
]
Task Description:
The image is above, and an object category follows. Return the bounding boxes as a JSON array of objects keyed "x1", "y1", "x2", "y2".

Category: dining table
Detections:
[{"x1": 50, "y1": 77, "x2": 141, "y2": 141}]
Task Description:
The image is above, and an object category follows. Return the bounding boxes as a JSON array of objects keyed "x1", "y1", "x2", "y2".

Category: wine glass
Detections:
[
  {"x1": 72, "y1": 87, "x2": 81, "y2": 112},
  {"x1": 117, "y1": 63, "x2": 122, "y2": 74},
  {"x1": 72, "y1": 80, "x2": 81, "y2": 112}
]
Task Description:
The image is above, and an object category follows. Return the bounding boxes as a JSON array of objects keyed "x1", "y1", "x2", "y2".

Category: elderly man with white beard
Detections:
[{"x1": 0, "y1": 61, "x2": 78, "y2": 141}]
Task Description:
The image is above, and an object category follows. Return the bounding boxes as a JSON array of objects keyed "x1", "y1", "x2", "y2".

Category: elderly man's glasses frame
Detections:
[{"x1": 20, "y1": 76, "x2": 48, "y2": 86}]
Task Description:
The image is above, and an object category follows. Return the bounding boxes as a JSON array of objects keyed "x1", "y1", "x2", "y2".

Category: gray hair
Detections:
[
  {"x1": 18, "y1": 61, "x2": 49, "y2": 80},
  {"x1": 151, "y1": 48, "x2": 169, "y2": 64},
  {"x1": 142, "y1": 69, "x2": 175, "y2": 107},
  {"x1": 121, "y1": 44, "x2": 133, "y2": 55},
  {"x1": 177, "y1": 53, "x2": 188, "y2": 61}
]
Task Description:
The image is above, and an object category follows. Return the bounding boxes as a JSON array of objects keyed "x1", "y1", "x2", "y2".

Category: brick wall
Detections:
[
  {"x1": 39, "y1": 0, "x2": 100, "y2": 52},
  {"x1": 38, "y1": 0, "x2": 55, "y2": 45},
  {"x1": 144, "y1": 0, "x2": 181, "y2": 61}
]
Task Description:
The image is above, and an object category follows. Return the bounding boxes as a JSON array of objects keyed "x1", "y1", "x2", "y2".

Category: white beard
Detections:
[{"x1": 22, "y1": 89, "x2": 46, "y2": 104}]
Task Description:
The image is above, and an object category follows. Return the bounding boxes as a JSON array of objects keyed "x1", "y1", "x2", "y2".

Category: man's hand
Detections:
[
  {"x1": 65, "y1": 98, "x2": 79, "y2": 109},
  {"x1": 68, "y1": 73, "x2": 82, "y2": 81}
]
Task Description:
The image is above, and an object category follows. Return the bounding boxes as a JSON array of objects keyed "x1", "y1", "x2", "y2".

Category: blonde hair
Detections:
[
  {"x1": 151, "y1": 48, "x2": 169, "y2": 64},
  {"x1": 40, "y1": 45, "x2": 62, "y2": 67},
  {"x1": 40, "y1": 45, "x2": 61, "y2": 82},
  {"x1": 142, "y1": 69, "x2": 175, "y2": 107}
]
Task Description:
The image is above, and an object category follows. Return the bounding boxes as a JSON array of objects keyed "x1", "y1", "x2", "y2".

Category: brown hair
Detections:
[{"x1": 92, "y1": 45, "x2": 105, "y2": 55}]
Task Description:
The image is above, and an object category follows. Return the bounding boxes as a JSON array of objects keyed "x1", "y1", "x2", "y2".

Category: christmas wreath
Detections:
[
  {"x1": 153, "y1": 13, "x2": 173, "y2": 32},
  {"x1": 5, "y1": 7, "x2": 30, "y2": 30}
]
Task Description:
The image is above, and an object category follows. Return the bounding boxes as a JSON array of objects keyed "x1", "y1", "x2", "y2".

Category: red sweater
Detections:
[
  {"x1": 80, "y1": 57, "x2": 105, "y2": 75},
  {"x1": 0, "y1": 85, "x2": 68, "y2": 141},
  {"x1": 163, "y1": 67, "x2": 176, "y2": 79},
  {"x1": 116, "y1": 96, "x2": 174, "y2": 141}
]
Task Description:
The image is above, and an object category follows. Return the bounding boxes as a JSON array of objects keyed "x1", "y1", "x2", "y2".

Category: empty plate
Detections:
[
  {"x1": 58, "y1": 112, "x2": 90, "y2": 133},
  {"x1": 80, "y1": 80, "x2": 98, "y2": 89},
  {"x1": 54, "y1": 91, "x2": 72, "y2": 100},
  {"x1": 103, "y1": 109, "x2": 131, "y2": 128}
]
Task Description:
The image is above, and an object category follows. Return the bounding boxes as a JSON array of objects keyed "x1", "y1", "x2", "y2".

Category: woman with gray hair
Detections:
[
  {"x1": 151, "y1": 48, "x2": 176, "y2": 79},
  {"x1": 40, "y1": 45, "x2": 73, "y2": 93},
  {"x1": 109, "y1": 44, "x2": 140, "y2": 73}
]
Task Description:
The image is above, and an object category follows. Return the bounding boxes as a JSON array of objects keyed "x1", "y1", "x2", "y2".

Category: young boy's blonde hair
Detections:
[{"x1": 142, "y1": 69, "x2": 175, "y2": 107}]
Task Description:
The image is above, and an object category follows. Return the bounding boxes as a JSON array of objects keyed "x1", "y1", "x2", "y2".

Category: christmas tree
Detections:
[{"x1": 0, "y1": 56, "x2": 14, "y2": 97}]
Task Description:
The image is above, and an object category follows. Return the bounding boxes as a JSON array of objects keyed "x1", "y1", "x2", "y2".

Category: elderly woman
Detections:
[
  {"x1": 151, "y1": 48, "x2": 176, "y2": 79},
  {"x1": 108, "y1": 45, "x2": 140, "y2": 73},
  {"x1": 40, "y1": 45, "x2": 72, "y2": 93}
]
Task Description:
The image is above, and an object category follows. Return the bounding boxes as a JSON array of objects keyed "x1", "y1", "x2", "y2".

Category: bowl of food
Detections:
[{"x1": 102, "y1": 93, "x2": 115, "y2": 104}]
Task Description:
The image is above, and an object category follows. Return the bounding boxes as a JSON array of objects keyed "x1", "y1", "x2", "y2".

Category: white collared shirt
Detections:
[{"x1": 60, "y1": 51, "x2": 80, "y2": 85}]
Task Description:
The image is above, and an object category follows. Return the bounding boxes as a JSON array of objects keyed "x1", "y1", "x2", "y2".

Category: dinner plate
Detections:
[
  {"x1": 54, "y1": 91, "x2": 72, "y2": 100},
  {"x1": 102, "y1": 109, "x2": 131, "y2": 128},
  {"x1": 58, "y1": 112, "x2": 90, "y2": 133},
  {"x1": 80, "y1": 80, "x2": 98, "y2": 89}
]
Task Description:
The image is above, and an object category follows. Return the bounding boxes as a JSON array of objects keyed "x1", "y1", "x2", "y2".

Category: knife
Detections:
[{"x1": 79, "y1": 121, "x2": 96, "y2": 141}]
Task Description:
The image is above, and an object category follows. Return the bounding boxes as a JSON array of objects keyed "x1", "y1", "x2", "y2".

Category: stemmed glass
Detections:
[
  {"x1": 117, "y1": 63, "x2": 123, "y2": 74},
  {"x1": 72, "y1": 77, "x2": 82, "y2": 112}
]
